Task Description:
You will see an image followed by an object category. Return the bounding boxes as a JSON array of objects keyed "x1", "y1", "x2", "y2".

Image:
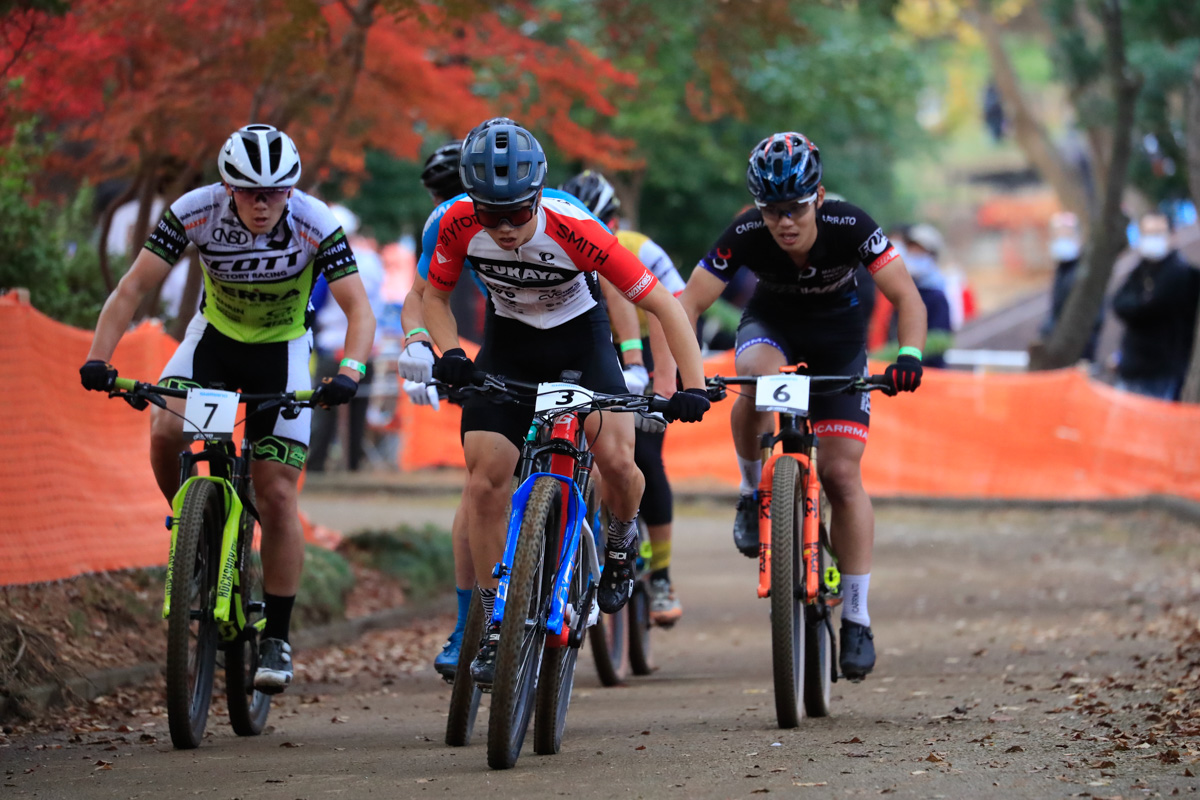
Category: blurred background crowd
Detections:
[{"x1": 4, "y1": 0, "x2": 1200, "y2": 472}]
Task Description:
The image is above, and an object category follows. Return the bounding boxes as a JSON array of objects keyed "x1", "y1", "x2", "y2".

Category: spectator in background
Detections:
[
  {"x1": 1111, "y1": 212, "x2": 1200, "y2": 401},
  {"x1": 1039, "y1": 211, "x2": 1101, "y2": 362},
  {"x1": 309, "y1": 205, "x2": 386, "y2": 471},
  {"x1": 880, "y1": 223, "x2": 953, "y2": 367}
]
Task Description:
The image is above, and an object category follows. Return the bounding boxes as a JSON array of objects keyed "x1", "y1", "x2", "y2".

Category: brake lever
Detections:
[{"x1": 122, "y1": 393, "x2": 150, "y2": 412}]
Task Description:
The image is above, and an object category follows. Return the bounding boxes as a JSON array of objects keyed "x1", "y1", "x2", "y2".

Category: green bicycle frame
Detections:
[{"x1": 162, "y1": 475, "x2": 253, "y2": 641}]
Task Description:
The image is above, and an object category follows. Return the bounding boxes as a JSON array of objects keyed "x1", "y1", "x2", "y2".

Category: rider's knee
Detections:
[
  {"x1": 466, "y1": 468, "x2": 510, "y2": 507},
  {"x1": 820, "y1": 456, "x2": 862, "y2": 499},
  {"x1": 254, "y1": 473, "x2": 298, "y2": 517}
]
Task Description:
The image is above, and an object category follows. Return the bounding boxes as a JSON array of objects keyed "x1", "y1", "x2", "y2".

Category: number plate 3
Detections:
[
  {"x1": 184, "y1": 388, "x2": 240, "y2": 440},
  {"x1": 535, "y1": 382, "x2": 595, "y2": 413},
  {"x1": 755, "y1": 375, "x2": 811, "y2": 415}
]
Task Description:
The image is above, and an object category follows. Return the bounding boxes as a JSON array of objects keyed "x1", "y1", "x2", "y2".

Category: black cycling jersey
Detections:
[{"x1": 696, "y1": 199, "x2": 899, "y2": 317}]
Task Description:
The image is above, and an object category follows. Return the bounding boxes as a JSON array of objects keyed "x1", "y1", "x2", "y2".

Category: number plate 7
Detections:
[
  {"x1": 535, "y1": 382, "x2": 595, "y2": 413},
  {"x1": 755, "y1": 375, "x2": 811, "y2": 415},
  {"x1": 184, "y1": 388, "x2": 241, "y2": 440}
]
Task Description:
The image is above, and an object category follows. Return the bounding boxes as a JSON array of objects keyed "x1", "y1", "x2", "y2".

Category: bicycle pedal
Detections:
[{"x1": 248, "y1": 601, "x2": 266, "y2": 614}]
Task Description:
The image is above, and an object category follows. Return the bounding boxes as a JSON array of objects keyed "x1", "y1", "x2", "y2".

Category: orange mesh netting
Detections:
[
  {"x1": 0, "y1": 298, "x2": 336, "y2": 585},
  {"x1": 398, "y1": 348, "x2": 1200, "y2": 500}
]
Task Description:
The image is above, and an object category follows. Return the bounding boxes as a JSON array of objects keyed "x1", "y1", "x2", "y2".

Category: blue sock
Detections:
[{"x1": 453, "y1": 587, "x2": 472, "y2": 635}]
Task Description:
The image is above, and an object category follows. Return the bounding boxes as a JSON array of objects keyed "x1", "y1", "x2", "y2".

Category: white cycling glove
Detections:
[
  {"x1": 397, "y1": 341, "x2": 435, "y2": 383},
  {"x1": 622, "y1": 364, "x2": 650, "y2": 396},
  {"x1": 403, "y1": 380, "x2": 440, "y2": 411}
]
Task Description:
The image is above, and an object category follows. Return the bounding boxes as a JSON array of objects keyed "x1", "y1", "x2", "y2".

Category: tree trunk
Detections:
[
  {"x1": 973, "y1": 4, "x2": 1093, "y2": 233},
  {"x1": 132, "y1": 152, "x2": 164, "y2": 321},
  {"x1": 1180, "y1": 54, "x2": 1200, "y2": 404},
  {"x1": 1034, "y1": 0, "x2": 1141, "y2": 371}
]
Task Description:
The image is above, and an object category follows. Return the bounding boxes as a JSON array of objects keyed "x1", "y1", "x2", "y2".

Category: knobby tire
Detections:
[{"x1": 770, "y1": 456, "x2": 804, "y2": 729}]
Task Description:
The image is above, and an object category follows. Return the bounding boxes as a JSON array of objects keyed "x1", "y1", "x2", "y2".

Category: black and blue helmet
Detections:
[
  {"x1": 420, "y1": 140, "x2": 464, "y2": 199},
  {"x1": 459, "y1": 123, "x2": 547, "y2": 206},
  {"x1": 746, "y1": 132, "x2": 822, "y2": 204}
]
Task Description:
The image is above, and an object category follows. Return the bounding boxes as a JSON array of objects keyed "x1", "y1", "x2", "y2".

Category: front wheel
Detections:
[
  {"x1": 487, "y1": 477, "x2": 555, "y2": 770},
  {"x1": 769, "y1": 457, "x2": 804, "y2": 729},
  {"x1": 627, "y1": 581, "x2": 654, "y2": 676},
  {"x1": 166, "y1": 479, "x2": 222, "y2": 749},
  {"x1": 226, "y1": 500, "x2": 271, "y2": 736}
]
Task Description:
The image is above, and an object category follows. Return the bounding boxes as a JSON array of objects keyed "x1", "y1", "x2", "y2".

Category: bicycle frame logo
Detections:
[{"x1": 162, "y1": 475, "x2": 255, "y2": 642}]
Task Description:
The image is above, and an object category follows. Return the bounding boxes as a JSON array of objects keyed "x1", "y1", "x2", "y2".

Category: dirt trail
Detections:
[{"x1": 3, "y1": 498, "x2": 1198, "y2": 799}]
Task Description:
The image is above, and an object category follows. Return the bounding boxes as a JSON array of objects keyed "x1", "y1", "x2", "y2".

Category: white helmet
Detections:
[{"x1": 218, "y1": 124, "x2": 302, "y2": 189}]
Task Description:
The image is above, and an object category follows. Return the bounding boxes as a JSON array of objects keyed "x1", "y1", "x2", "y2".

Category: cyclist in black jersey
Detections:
[
  {"x1": 678, "y1": 132, "x2": 927, "y2": 681},
  {"x1": 80, "y1": 125, "x2": 376, "y2": 693}
]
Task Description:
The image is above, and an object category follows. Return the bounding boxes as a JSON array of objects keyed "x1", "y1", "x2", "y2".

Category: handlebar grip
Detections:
[
  {"x1": 648, "y1": 396, "x2": 670, "y2": 413},
  {"x1": 294, "y1": 389, "x2": 315, "y2": 401},
  {"x1": 113, "y1": 377, "x2": 137, "y2": 391}
]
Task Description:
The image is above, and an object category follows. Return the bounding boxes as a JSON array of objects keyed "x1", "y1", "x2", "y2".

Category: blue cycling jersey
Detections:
[{"x1": 416, "y1": 188, "x2": 604, "y2": 296}]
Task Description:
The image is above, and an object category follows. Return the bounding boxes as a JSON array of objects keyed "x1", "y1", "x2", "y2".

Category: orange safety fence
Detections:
[
  {"x1": 0, "y1": 298, "x2": 337, "y2": 586},
  {"x1": 399, "y1": 349, "x2": 1200, "y2": 501}
]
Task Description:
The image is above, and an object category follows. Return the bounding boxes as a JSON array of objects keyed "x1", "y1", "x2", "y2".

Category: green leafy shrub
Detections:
[{"x1": 338, "y1": 524, "x2": 454, "y2": 601}]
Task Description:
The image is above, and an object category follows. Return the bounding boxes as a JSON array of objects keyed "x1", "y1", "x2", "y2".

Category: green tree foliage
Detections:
[{"x1": 0, "y1": 122, "x2": 111, "y2": 327}]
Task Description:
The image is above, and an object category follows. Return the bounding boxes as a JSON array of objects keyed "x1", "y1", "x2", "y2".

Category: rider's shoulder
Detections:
[
  {"x1": 170, "y1": 184, "x2": 226, "y2": 221},
  {"x1": 817, "y1": 199, "x2": 874, "y2": 227},
  {"x1": 284, "y1": 190, "x2": 343, "y2": 244}
]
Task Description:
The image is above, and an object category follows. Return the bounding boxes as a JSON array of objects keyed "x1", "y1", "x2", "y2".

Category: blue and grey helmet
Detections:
[
  {"x1": 459, "y1": 123, "x2": 547, "y2": 206},
  {"x1": 746, "y1": 132, "x2": 822, "y2": 204},
  {"x1": 218, "y1": 124, "x2": 302, "y2": 189}
]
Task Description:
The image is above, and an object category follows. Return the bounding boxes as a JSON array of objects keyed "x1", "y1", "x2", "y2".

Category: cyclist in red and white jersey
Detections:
[{"x1": 423, "y1": 122, "x2": 710, "y2": 686}]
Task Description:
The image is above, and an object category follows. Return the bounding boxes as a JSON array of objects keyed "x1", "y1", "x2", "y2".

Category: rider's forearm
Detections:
[
  {"x1": 86, "y1": 274, "x2": 149, "y2": 362},
  {"x1": 400, "y1": 278, "x2": 430, "y2": 343},
  {"x1": 894, "y1": 295, "x2": 928, "y2": 354},
  {"x1": 601, "y1": 278, "x2": 644, "y2": 367},
  {"x1": 424, "y1": 289, "x2": 461, "y2": 356},
  {"x1": 339, "y1": 304, "x2": 376, "y2": 380},
  {"x1": 647, "y1": 295, "x2": 704, "y2": 390},
  {"x1": 647, "y1": 314, "x2": 677, "y2": 397}
]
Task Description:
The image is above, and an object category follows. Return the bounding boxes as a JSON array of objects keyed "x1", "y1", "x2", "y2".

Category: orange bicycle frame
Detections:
[{"x1": 756, "y1": 443, "x2": 821, "y2": 603}]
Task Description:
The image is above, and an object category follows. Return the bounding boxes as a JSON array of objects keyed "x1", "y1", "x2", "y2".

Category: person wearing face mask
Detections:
[
  {"x1": 1110, "y1": 212, "x2": 1200, "y2": 401},
  {"x1": 1039, "y1": 212, "x2": 1102, "y2": 362}
]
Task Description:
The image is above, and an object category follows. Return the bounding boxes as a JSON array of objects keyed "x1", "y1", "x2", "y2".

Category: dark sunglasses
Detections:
[
  {"x1": 473, "y1": 201, "x2": 537, "y2": 229},
  {"x1": 230, "y1": 186, "x2": 290, "y2": 200},
  {"x1": 756, "y1": 197, "x2": 816, "y2": 221}
]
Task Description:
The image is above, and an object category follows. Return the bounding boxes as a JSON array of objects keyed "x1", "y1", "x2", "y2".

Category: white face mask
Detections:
[
  {"x1": 1049, "y1": 237, "x2": 1080, "y2": 262},
  {"x1": 1138, "y1": 234, "x2": 1169, "y2": 261}
]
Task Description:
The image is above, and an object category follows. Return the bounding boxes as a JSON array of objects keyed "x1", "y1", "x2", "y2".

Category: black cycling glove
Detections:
[
  {"x1": 433, "y1": 348, "x2": 476, "y2": 387},
  {"x1": 883, "y1": 355, "x2": 923, "y2": 396},
  {"x1": 664, "y1": 387, "x2": 711, "y2": 423},
  {"x1": 314, "y1": 374, "x2": 358, "y2": 408},
  {"x1": 80, "y1": 360, "x2": 118, "y2": 392}
]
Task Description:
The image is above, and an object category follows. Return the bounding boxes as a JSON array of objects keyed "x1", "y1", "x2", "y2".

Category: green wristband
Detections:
[
  {"x1": 405, "y1": 327, "x2": 429, "y2": 340},
  {"x1": 897, "y1": 346, "x2": 923, "y2": 361},
  {"x1": 619, "y1": 338, "x2": 644, "y2": 353},
  {"x1": 340, "y1": 357, "x2": 367, "y2": 376}
]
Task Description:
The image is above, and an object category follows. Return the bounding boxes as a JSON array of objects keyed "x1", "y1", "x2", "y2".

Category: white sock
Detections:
[
  {"x1": 478, "y1": 586, "x2": 497, "y2": 625},
  {"x1": 606, "y1": 514, "x2": 638, "y2": 550},
  {"x1": 841, "y1": 573, "x2": 871, "y2": 626},
  {"x1": 737, "y1": 456, "x2": 762, "y2": 496}
]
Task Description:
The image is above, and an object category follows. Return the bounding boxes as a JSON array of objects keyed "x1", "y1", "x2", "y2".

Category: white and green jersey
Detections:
[{"x1": 144, "y1": 184, "x2": 358, "y2": 343}]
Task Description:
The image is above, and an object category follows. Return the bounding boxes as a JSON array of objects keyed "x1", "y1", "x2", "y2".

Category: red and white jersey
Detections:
[{"x1": 427, "y1": 195, "x2": 658, "y2": 329}]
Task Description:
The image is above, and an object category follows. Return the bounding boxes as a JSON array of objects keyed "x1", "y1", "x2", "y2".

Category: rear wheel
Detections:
[
  {"x1": 588, "y1": 499, "x2": 629, "y2": 686},
  {"x1": 445, "y1": 589, "x2": 484, "y2": 746},
  {"x1": 166, "y1": 480, "x2": 222, "y2": 749},
  {"x1": 804, "y1": 487, "x2": 835, "y2": 717},
  {"x1": 769, "y1": 457, "x2": 804, "y2": 729},
  {"x1": 226, "y1": 495, "x2": 271, "y2": 736},
  {"x1": 628, "y1": 521, "x2": 654, "y2": 676},
  {"x1": 487, "y1": 477, "x2": 555, "y2": 770}
]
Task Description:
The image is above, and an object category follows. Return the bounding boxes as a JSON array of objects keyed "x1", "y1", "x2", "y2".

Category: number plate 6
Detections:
[
  {"x1": 535, "y1": 382, "x2": 595, "y2": 413},
  {"x1": 184, "y1": 388, "x2": 240, "y2": 440},
  {"x1": 754, "y1": 374, "x2": 811, "y2": 415}
]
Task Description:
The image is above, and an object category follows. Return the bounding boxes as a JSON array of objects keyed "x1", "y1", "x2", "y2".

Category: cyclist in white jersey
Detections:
[
  {"x1": 422, "y1": 122, "x2": 711, "y2": 686},
  {"x1": 80, "y1": 125, "x2": 376, "y2": 692}
]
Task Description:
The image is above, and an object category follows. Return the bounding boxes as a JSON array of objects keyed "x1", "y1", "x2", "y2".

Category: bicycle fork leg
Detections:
[
  {"x1": 756, "y1": 457, "x2": 778, "y2": 599},
  {"x1": 802, "y1": 448, "x2": 822, "y2": 603}
]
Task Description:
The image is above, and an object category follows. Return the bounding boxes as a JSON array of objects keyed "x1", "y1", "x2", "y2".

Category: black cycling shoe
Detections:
[
  {"x1": 839, "y1": 619, "x2": 876, "y2": 681},
  {"x1": 733, "y1": 492, "x2": 759, "y2": 558},
  {"x1": 469, "y1": 622, "x2": 501, "y2": 687},
  {"x1": 597, "y1": 545, "x2": 636, "y2": 614}
]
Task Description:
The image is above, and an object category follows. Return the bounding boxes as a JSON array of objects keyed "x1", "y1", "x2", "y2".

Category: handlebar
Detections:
[
  {"x1": 107, "y1": 377, "x2": 316, "y2": 419},
  {"x1": 705, "y1": 373, "x2": 894, "y2": 399},
  {"x1": 431, "y1": 373, "x2": 671, "y2": 416}
]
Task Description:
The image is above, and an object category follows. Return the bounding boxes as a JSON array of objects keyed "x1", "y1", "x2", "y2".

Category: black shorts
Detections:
[
  {"x1": 735, "y1": 307, "x2": 871, "y2": 443},
  {"x1": 158, "y1": 315, "x2": 312, "y2": 468},
  {"x1": 462, "y1": 305, "x2": 628, "y2": 450}
]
